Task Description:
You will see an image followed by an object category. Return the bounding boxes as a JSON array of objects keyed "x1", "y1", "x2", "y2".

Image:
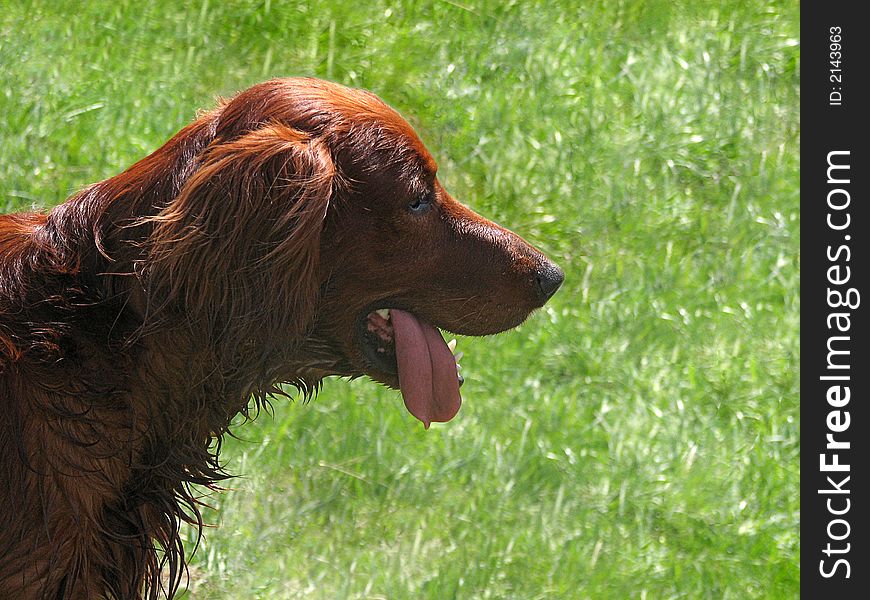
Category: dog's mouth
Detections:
[{"x1": 359, "y1": 308, "x2": 463, "y2": 428}]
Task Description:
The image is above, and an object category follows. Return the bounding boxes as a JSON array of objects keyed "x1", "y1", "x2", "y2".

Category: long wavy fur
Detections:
[{"x1": 0, "y1": 79, "x2": 372, "y2": 599}]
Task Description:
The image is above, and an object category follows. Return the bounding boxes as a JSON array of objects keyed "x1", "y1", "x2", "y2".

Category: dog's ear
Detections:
[{"x1": 140, "y1": 124, "x2": 337, "y2": 356}]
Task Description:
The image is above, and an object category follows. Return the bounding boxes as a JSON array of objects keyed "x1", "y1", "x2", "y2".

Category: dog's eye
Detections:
[{"x1": 408, "y1": 191, "x2": 433, "y2": 215}]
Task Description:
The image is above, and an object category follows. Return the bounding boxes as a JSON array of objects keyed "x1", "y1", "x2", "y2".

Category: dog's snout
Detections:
[{"x1": 534, "y1": 262, "x2": 564, "y2": 304}]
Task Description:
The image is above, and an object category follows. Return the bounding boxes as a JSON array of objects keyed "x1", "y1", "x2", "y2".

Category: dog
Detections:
[{"x1": 0, "y1": 78, "x2": 563, "y2": 599}]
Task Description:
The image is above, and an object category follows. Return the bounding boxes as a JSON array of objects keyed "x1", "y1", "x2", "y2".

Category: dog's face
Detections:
[
  {"x1": 286, "y1": 84, "x2": 564, "y2": 426},
  {"x1": 140, "y1": 78, "x2": 561, "y2": 427}
]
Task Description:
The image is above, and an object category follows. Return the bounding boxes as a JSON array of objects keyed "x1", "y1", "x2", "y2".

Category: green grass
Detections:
[{"x1": 1, "y1": 1, "x2": 800, "y2": 598}]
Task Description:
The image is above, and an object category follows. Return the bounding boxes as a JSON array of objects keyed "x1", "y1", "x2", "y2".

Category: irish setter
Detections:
[{"x1": 0, "y1": 78, "x2": 563, "y2": 599}]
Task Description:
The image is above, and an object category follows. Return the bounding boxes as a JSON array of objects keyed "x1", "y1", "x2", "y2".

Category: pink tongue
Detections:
[{"x1": 390, "y1": 309, "x2": 461, "y2": 428}]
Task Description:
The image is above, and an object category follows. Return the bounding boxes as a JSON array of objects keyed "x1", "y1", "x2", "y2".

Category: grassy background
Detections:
[{"x1": 1, "y1": 1, "x2": 800, "y2": 598}]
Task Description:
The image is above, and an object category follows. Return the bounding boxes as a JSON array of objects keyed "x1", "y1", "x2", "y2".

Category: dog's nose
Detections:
[{"x1": 534, "y1": 262, "x2": 564, "y2": 304}]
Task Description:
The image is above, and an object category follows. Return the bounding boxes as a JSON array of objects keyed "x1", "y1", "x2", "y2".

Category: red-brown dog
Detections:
[{"x1": 0, "y1": 78, "x2": 562, "y2": 599}]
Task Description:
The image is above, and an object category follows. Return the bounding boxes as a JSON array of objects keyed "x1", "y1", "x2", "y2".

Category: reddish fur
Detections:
[{"x1": 0, "y1": 78, "x2": 561, "y2": 599}]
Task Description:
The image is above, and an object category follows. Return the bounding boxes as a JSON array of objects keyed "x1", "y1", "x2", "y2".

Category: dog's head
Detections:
[{"x1": 139, "y1": 78, "x2": 563, "y2": 427}]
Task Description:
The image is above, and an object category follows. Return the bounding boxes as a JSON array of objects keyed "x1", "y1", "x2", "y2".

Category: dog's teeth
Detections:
[
  {"x1": 375, "y1": 309, "x2": 390, "y2": 319},
  {"x1": 447, "y1": 339, "x2": 457, "y2": 353},
  {"x1": 453, "y1": 351, "x2": 463, "y2": 363}
]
